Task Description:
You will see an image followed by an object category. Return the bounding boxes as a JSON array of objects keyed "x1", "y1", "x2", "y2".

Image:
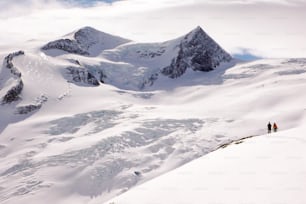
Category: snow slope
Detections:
[
  {"x1": 0, "y1": 26, "x2": 306, "y2": 204},
  {"x1": 1, "y1": 57, "x2": 306, "y2": 204},
  {"x1": 109, "y1": 123, "x2": 306, "y2": 204}
]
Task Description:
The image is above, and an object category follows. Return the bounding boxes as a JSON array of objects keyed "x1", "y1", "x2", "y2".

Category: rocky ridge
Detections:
[{"x1": 1, "y1": 51, "x2": 25, "y2": 104}]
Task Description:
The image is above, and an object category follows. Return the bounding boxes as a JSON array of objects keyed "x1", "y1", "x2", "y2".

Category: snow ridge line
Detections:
[{"x1": 218, "y1": 135, "x2": 259, "y2": 149}]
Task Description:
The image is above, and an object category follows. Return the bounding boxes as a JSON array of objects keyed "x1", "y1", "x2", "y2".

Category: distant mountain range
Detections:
[
  {"x1": 41, "y1": 26, "x2": 233, "y2": 88},
  {"x1": 0, "y1": 26, "x2": 233, "y2": 109}
]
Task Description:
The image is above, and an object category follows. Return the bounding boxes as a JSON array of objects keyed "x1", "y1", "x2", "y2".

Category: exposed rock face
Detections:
[
  {"x1": 66, "y1": 66, "x2": 105, "y2": 86},
  {"x1": 162, "y1": 27, "x2": 232, "y2": 78},
  {"x1": 2, "y1": 80, "x2": 24, "y2": 104},
  {"x1": 16, "y1": 103, "x2": 41, "y2": 114},
  {"x1": 162, "y1": 44, "x2": 188, "y2": 79},
  {"x1": 136, "y1": 47, "x2": 166, "y2": 59},
  {"x1": 42, "y1": 39, "x2": 89, "y2": 55},
  {"x1": 1, "y1": 51, "x2": 25, "y2": 104},
  {"x1": 16, "y1": 95, "x2": 48, "y2": 114},
  {"x1": 139, "y1": 73, "x2": 159, "y2": 90},
  {"x1": 4, "y1": 50, "x2": 24, "y2": 77}
]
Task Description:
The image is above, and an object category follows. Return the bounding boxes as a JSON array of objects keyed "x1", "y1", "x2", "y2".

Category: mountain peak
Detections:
[
  {"x1": 73, "y1": 26, "x2": 99, "y2": 36},
  {"x1": 161, "y1": 26, "x2": 232, "y2": 78},
  {"x1": 192, "y1": 26, "x2": 204, "y2": 33},
  {"x1": 73, "y1": 26, "x2": 108, "y2": 38},
  {"x1": 185, "y1": 26, "x2": 209, "y2": 40},
  {"x1": 77, "y1": 26, "x2": 97, "y2": 31},
  {"x1": 42, "y1": 26, "x2": 131, "y2": 56}
]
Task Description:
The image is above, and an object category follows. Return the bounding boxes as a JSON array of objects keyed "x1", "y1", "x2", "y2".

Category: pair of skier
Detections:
[{"x1": 267, "y1": 122, "x2": 278, "y2": 133}]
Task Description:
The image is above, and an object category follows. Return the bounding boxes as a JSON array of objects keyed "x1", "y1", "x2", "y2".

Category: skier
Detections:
[
  {"x1": 273, "y1": 122, "x2": 278, "y2": 132},
  {"x1": 267, "y1": 122, "x2": 272, "y2": 133}
]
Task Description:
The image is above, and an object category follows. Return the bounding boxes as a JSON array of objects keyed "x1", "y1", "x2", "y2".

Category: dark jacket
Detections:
[{"x1": 267, "y1": 123, "x2": 272, "y2": 130}]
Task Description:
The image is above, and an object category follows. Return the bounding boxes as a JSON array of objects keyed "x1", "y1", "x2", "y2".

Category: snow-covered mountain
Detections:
[
  {"x1": 161, "y1": 26, "x2": 232, "y2": 78},
  {"x1": 40, "y1": 26, "x2": 233, "y2": 90},
  {"x1": 0, "y1": 26, "x2": 234, "y2": 112},
  {"x1": 1, "y1": 26, "x2": 306, "y2": 204},
  {"x1": 42, "y1": 26, "x2": 131, "y2": 56}
]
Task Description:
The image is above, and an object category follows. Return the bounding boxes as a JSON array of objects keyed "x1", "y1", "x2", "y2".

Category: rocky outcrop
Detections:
[
  {"x1": 66, "y1": 66, "x2": 105, "y2": 86},
  {"x1": 136, "y1": 47, "x2": 166, "y2": 59},
  {"x1": 4, "y1": 50, "x2": 24, "y2": 77},
  {"x1": 1, "y1": 51, "x2": 25, "y2": 104},
  {"x1": 2, "y1": 80, "x2": 24, "y2": 104},
  {"x1": 139, "y1": 73, "x2": 159, "y2": 90},
  {"x1": 162, "y1": 26, "x2": 232, "y2": 78},
  {"x1": 161, "y1": 44, "x2": 188, "y2": 79},
  {"x1": 16, "y1": 95, "x2": 48, "y2": 114},
  {"x1": 16, "y1": 104, "x2": 41, "y2": 114},
  {"x1": 42, "y1": 39, "x2": 89, "y2": 55}
]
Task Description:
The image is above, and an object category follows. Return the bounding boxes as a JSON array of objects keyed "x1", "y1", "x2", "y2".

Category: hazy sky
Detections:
[{"x1": 0, "y1": 0, "x2": 306, "y2": 58}]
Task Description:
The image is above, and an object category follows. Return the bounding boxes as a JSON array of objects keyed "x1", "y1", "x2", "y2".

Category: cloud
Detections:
[
  {"x1": 61, "y1": 0, "x2": 120, "y2": 7},
  {"x1": 0, "y1": 0, "x2": 62, "y2": 18},
  {"x1": 1, "y1": 0, "x2": 306, "y2": 58},
  {"x1": 195, "y1": 0, "x2": 306, "y2": 5},
  {"x1": 0, "y1": 0, "x2": 118, "y2": 18}
]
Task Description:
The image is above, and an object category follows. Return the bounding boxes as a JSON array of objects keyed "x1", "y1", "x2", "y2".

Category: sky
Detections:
[
  {"x1": 0, "y1": 0, "x2": 306, "y2": 58},
  {"x1": 62, "y1": 0, "x2": 118, "y2": 6}
]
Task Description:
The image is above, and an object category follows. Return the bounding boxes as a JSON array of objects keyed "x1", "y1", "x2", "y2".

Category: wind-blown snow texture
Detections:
[{"x1": 1, "y1": 26, "x2": 306, "y2": 204}]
